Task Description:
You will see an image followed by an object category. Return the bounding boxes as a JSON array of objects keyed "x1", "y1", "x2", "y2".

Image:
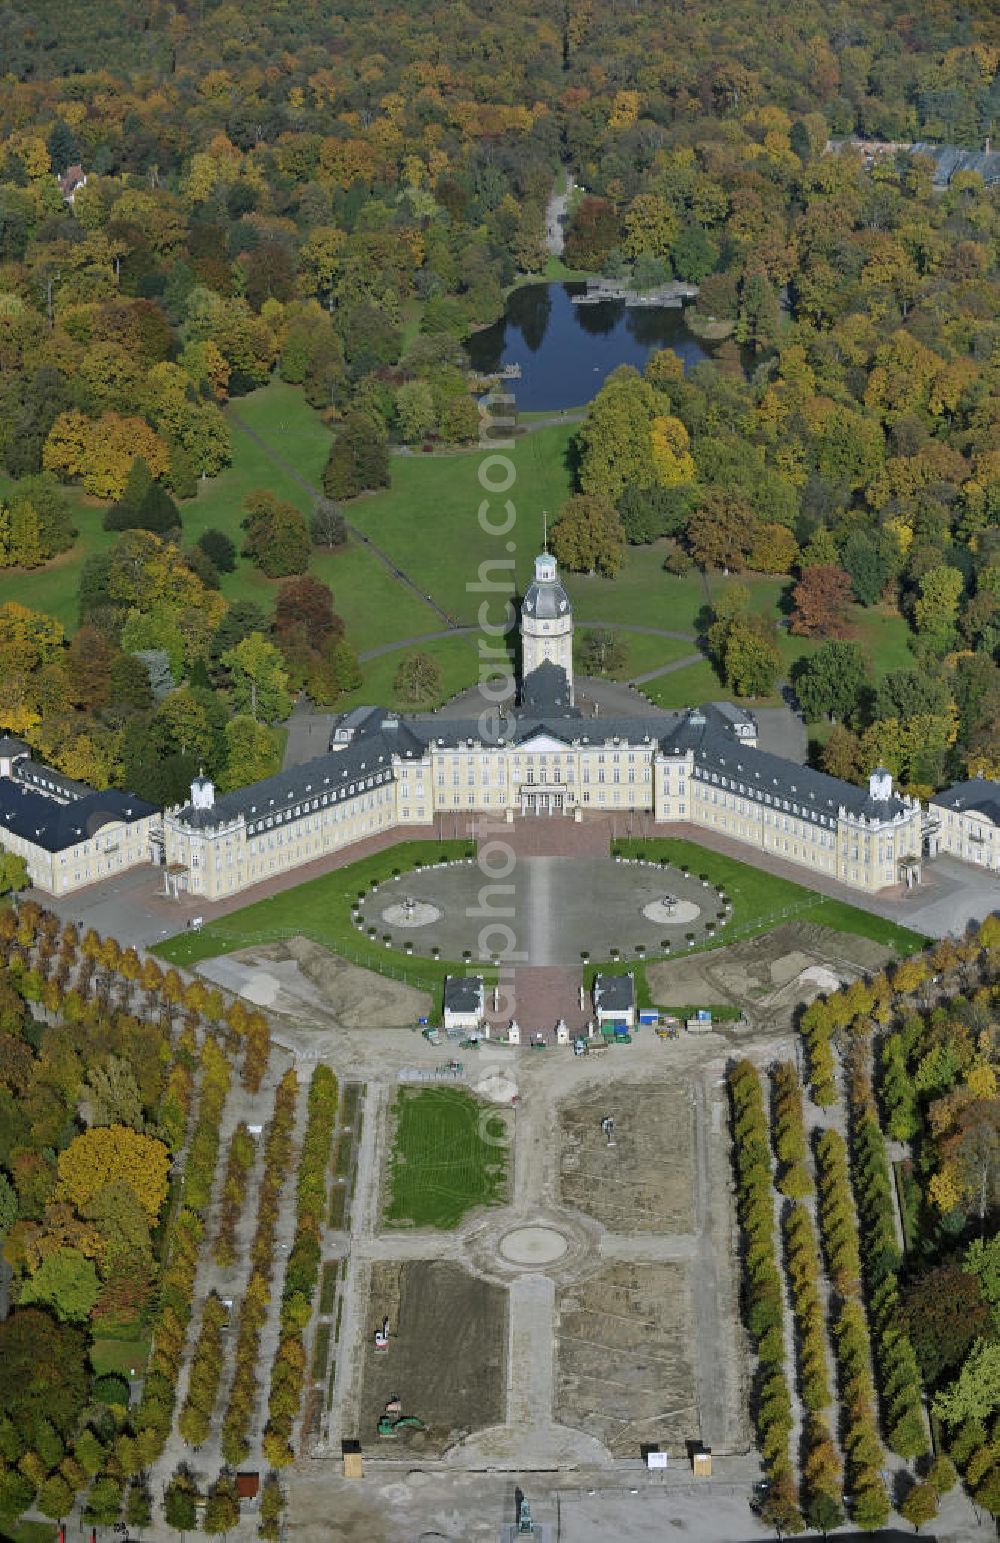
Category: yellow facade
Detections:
[{"x1": 162, "y1": 728, "x2": 924, "y2": 899}]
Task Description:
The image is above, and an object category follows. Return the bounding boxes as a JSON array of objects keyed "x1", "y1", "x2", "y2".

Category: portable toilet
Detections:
[{"x1": 555, "y1": 1018, "x2": 570, "y2": 1045}]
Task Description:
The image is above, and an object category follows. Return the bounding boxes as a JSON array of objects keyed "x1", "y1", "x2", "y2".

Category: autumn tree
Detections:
[
  {"x1": 550, "y1": 494, "x2": 624, "y2": 577},
  {"x1": 57, "y1": 1126, "x2": 169, "y2": 1223},
  {"x1": 790, "y1": 565, "x2": 854, "y2": 638},
  {"x1": 240, "y1": 491, "x2": 311, "y2": 578},
  {"x1": 221, "y1": 634, "x2": 292, "y2": 723},
  {"x1": 686, "y1": 489, "x2": 755, "y2": 571}
]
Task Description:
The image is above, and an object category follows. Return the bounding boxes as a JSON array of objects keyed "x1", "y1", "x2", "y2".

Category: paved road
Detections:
[{"x1": 546, "y1": 175, "x2": 569, "y2": 256}]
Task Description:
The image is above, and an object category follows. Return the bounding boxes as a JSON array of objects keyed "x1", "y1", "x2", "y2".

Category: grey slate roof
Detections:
[
  {"x1": 911, "y1": 142, "x2": 1000, "y2": 188},
  {"x1": 0, "y1": 782, "x2": 157, "y2": 852},
  {"x1": 660, "y1": 712, "x2": 911, "y2": 825},
  {"x1": 444, "y1": 975, "x2": 484, "y2": 1013},
  {"x1": 522, "y1": 575, "x2": 571, "y2": 620},
  {"x1": 930, "y1": 778, "x2": 1000, "y2": 825},
  {"x1": 0, "y1": 736, "x2": 28, "y2": 759},
  {"x1": 13, "y1": 759, "x2": 93, "y2": 802},
  {"x1": 593, "y1": 972, "x2": 635, "y2": 1009},
  {"x1": 173, "y1": 723, "x2": 424, "y2": 833}
]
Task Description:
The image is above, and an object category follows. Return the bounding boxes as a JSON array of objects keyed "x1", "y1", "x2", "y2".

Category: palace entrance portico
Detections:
[{"x1": 519, "y1": 784, "x2": 573, "y2": 816}]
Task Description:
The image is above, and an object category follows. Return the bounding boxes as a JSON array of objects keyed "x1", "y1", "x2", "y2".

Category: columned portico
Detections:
[{"x1": 520, "y1": 785, "x2": 572, "y2": 815}]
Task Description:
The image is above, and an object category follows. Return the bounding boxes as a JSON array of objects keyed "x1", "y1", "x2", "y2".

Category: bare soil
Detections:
[
  {"x1": 646, "y1": 920, "x2": 895, "y2": 1025},
  {"x1": 557, "y1": 1261, "x2": 698, "y2": 1456},
  {"x1": 205, "y1": 936, "x2": 432, "y2": 1029},
  {"x1": 357, "y1": 1260, "x2": 507, "y2": 1454},
  {"x1": 559, "y1": 1082, "x2": 694, "y2": 1233}
]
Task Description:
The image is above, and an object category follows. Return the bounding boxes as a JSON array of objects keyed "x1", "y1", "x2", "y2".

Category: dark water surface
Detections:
[{"x1": 466, "y1": 281, "x2": 713, "y2": 411}]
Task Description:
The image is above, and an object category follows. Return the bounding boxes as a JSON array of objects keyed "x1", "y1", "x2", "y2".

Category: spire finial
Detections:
[{"x1": 542, "y1": 508, "x2": 548, "y2": 552}]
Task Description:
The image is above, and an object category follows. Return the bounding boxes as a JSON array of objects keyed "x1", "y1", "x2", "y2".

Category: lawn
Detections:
[
  {"x1": 334, "y1": 632, "x2": 488, "y2": 712},
  {"x1": 350, "y1": 423, "x2": 577, "y2": 617},
  {"x1": 153, "y1": 839, "x2": 489, "y2": 996},
  {"x1": 384, "y1": 1086, "x2": 509, "y2": 1228},
  {"x1": 0, "y1": 491, "x2": 115, "y2": 630},
  {"x1": 611, "y1": 837, "x2": 928, "y2": 957},
  {"x1": 90, "y1": 1334, "x2": 150, "y2": 1378},
  {"x1": 575, "y1": 630, "x2": 698, "y2": 682}
]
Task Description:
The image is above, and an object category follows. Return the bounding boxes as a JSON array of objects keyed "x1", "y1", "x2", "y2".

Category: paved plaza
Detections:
[{"x1": 357, "y1": 854, "x2": 725, "y2": 965}]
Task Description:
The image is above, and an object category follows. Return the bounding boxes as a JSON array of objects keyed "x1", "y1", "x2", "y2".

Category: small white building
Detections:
[
  {"x1": 442, "y1": 975, "x2": 484, "y2": 1032},
  {"x1": 592, "y1": 972, "x2": 636, "y2": 1029}
]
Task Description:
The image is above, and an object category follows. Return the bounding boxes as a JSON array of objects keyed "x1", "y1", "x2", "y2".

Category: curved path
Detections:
[
  {"x1": 232, "y1": 406, "x2": 708, "y2": 687},
  {"x1": 358, "y1": 619, "x2": 697, "y2": 662},
  {"x1": 230, "y1": 409, "x2": 453, "y2": 628}
]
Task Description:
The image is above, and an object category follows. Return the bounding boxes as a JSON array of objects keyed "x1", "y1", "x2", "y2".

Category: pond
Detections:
[{"x1": 466, "y1": 281, "x2": 713, "y2": 412}]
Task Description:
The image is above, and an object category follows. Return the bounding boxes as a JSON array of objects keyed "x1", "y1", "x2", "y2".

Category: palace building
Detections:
[{"x1": 2, "y1": 552, "x2": 992, "y2": 900}]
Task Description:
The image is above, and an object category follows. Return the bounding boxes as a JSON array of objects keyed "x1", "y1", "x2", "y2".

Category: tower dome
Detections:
[
  {"x1": 522, "y1": 552, "x2": 571, "y2": 621},
  {"x1": 521, "y1": 552, "x2": 574, "y2": 704}
]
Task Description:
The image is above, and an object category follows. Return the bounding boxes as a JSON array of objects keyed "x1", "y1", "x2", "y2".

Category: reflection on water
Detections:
[{"x1": 466, "y1": 281, "x2": 713, "y2": 411}]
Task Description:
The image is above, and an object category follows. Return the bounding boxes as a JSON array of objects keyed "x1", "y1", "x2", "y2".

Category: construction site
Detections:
[{"x1": 181, "y1": 841, "x2": 929, "y2": 1541}]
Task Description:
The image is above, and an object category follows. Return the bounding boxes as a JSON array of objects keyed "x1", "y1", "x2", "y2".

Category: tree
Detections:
[
  {"x1": 900, "y1": 1481, "x2": 938, "y2": 1534},
  {"x1": 622, "y1": 193, "x2": 678, "y2": 263},
  {"x1": 37, "y1": 1472, "x2": 74, "y2": 1520},
  {"x1": 0, "y1": 851, "x2": 29, "y2": 897},
  {"x1": 806, "y1": 1490, "x2": 844, "y2": 1538},
  {"x1": 394, "y1": 651, "x2": 442, "y2": 704},
  {"x1": 221, "y1": 634, "x2": 292, "y2": 722},
  {"x1": 220, "y1": 716, "x2": 282, "y2": 791},
  {"x1": 274, "y1": 575, "x2": 342, "y2": 647},
  {"x1": 913, "y1": 564, "x2": 963, "y2": 655},
  {"x1": 578, "y1": 629, "x2": 628, "y2": 677},
  {"x1": 842, "y1": 530, "x2": 895, "y2": 606},
  {"x1": 321, "y1": 412, "x2": 389, "y2": 500},
  {"x1": 649, "y1": 415, "x2": 695, "y2": 487},
  {"x1": 47, "y1": 120, "x2": 79, "y2": 176},
  {"x1": 551, "y1": 494, "x2": 625, "y2": 577},
  {"x1": 0, "y1": 1310, "x2": 89, "y2": 1437},
  {"x1": 619, "y1": 483, "x2": 693, "y2": 546},
  {"x1": 22, "y1": 1246, "x2": 100, "y2": 1322},
  {"x1": 576, "y1": 368, "x2": 658, "y2": 504},
  {"x1": 241, "y1": 491, "x2": 311, "y2": 577},
  {"x1": 672, "y1": 224, "x2": 719, "y2": 282},
  {"x1": 749, "y1": 523, "x2": 799, "y2": 575},
  {"x1": 564, "y1": 197, "x2": 619, "y2": 268},
  {"x1": 735, "y1": 267, "x2": 780, "y2": 352},
  {"x1": 686, "y1": 489, "x2": 755, "y2": 571},
  {"x1": 57, "y1": 1126, "x2": 170, "y2": 1223},
  {"x1": 203, "y1": 1473, "x2": 240, "y2": 1538},
  {"x1": 311, "y1": 498, "x2": 346, "y2": 550},
  {"x1": 395, "y1": 380, "x2": 436, "y2": 443},
  {"x1": 163, "y1": 1469, "x2": 199, "y2": 1536},
  {"x1": 790, "y1": 565, "x2": 854, "y2": 638},
  {"x1": 197, "y1": 529, "x2": 237, "y2": 573},
  {"x1": 852, "y1": 1476, "x2": 890, "y2": 1532},
  {"x1": 709, "y1": 613, "x2": 781, "y2": 698},
  {"x1": 792, "y1": 641, "x2": 867, "y2": 722},
  {"x1": 258, "y1": 1474, "x2": 284, "y2": 1541},
  {"x1": 933, "y1": 1340, "x2": 1000, "y2": 1427}
]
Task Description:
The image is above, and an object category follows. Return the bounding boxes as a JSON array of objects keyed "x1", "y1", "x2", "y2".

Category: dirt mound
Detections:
[
  {"x1": 646, "y1": 920, "x2": 895, "y2": 1021},
  {"x1": 284, "y1": 937, "x2": 432, "y2": 1027}
]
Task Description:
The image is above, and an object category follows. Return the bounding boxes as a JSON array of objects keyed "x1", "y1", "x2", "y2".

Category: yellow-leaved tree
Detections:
[{"x1": 57, "y1": 1126, "x2": 170, "y2": 1223}]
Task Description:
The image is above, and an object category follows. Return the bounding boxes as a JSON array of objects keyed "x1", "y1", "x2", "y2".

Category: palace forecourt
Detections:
[{"x1": 1, "y1": 553, "x2": 996, "y2": 899}]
